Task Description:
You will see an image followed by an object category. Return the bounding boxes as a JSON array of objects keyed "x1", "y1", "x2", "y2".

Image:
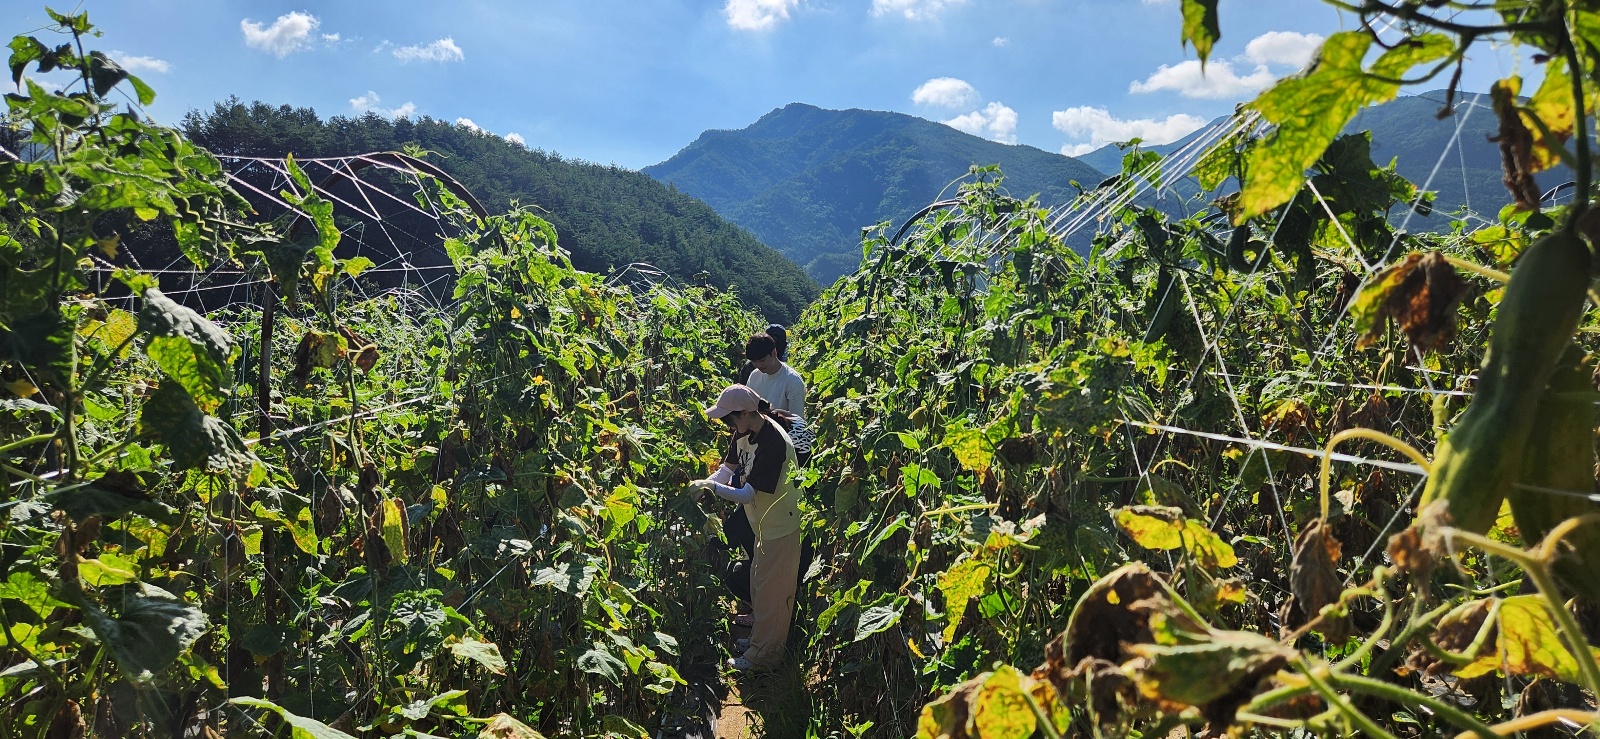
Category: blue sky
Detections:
[{"x1": 3, "y1": 1, "x2": 1531, "y2": 169}]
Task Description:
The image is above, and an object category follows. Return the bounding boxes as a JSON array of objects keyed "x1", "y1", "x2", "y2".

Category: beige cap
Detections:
[{"x1": 704, "y1": 384, "x2": 761, "y2": 420}]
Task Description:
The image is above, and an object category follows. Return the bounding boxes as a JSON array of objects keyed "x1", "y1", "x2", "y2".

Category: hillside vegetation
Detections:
[
  {"x1": 181, "y1": 99, "x2": 819, "y2": 323},
  {"x1": 644, "y1": 103, "x2": 1106, "y2": 283}
]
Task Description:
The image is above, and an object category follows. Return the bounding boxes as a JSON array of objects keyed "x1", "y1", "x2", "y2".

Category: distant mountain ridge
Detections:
[
  {"x1": 644, "y1": 103, "x2": 1105, "y2": 284},
  {"x1": 1079, "y1": 90, "x2": 1550, "y2": 224}
]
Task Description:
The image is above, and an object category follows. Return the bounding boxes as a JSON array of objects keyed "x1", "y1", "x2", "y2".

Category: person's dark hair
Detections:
[
  {"x1": 726, "y1": 399, "x2": 795, "y2": 433},
  {"x1": 756, "y1": 399, "x2": 796, "y2": 432},
  {"x1": 765, "y1": 324, "x2": 788, "y2": 360},
  {"x1": 745, "y1": 333, "x2": 777, "y2": 362}
]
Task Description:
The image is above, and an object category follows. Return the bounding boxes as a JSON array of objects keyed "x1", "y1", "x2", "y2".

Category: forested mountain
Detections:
[
  {"x1": 1077, "y1": 89, "x2": 1559, "y2": 223},
  {"x1": 643, "y1": 103, "x2": 1106, "y2": 284},
  {"x1": 180, "y1": 99, "x2": 819, "y2": 323}
]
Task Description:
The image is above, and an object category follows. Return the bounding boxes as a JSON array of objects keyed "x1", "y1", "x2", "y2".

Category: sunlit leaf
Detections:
[
  {"x1": 970, "y1": 665, "x2": 1035, "y2": 739},
  {"x1": 855, "y1": 596, "x2": 906, "y2": 643},
  {"x1": 139, "y1": 287, "x2": 236, "y2": 412},
  {"x1": 451, "y1": 636, "x2": 507, "y2": 675},
  {"x1": 479, "y1": 713, "x2": 547, "y2": 739},
  {"x1": 231, "y1": 697, "x2": 358, "y2": 739},
  {"x1": 381, "y1": 497, "x2": 408, "y2": 564},
  {"x1": 939, "y1": 557, "x2": 991, "y2": 642},
  {"x1": 1179, "y1": 0, "x2": 1220, "y2": 64},
  {"x1": 1239, "y1": 32, "x2": 1452, "y2": 222}
]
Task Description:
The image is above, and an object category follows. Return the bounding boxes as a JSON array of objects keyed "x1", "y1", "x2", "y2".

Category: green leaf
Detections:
[
  {"x1": 854, "y1": 596, "x2": 906, "y2": 642},
  {"x1": 239, "y1": 623, "x2": 293, "y2": 657},
  {"x1": 139, "y1": 286, "x2": 236, "y2": 412},
  {"x1": 938, "y1": 557, "x2": 992, "y2": 642},
  {"x1": 126, "y1": 73, "x2": 155, "y2": 105},
  {"x1": 860, "y1": 512, "x2": 910, "y2": 561},
  {"x1": 450, "y1": 636, "x2": 507, "y2": 675},
  {"x1": 577, "y1": 646, "x2": 627, "y2": 685},
  {"x1": 972, "y1": 665, "x2": 1037, "y2": 739},
  {"x1": 231, "y1": 697, "x2": 359, "y2": 739},
  {"x1": 75, "y1": 582, "x2": 208, "y2": 683},
  {"x1": 1179, "y1": 0, "x2": 1221, "y2": 64},
  {"x1": 0, "y1": 571, "x2": 69, "y2": 618},
  {"x1": 140, "y1": 381, "x2": 258, "y2": 475},
  {"x1": 815, "y1": 579, "x2": 869, "y2": 638},
  {"x1": 0, "y1": 308, "x2": 74, "y2": 384},
  {"x1": 394, "y1": 689, "x2": 469, "y2": 721},
  {"x1": 900, "y1": 463, "x2": 941, "y2": 497},
  {"x1": 665, "y1": 490, "x2": 707, "y2": 528},
  {"x1": 1239, "y1": 32, "x2": 1452, "y2": 222},
  {"x1": 49, "y1": 471, "x2": 168, "y2": 521},
  {"x1": 79, "y1": 554, "x2": 137, "y2": 586},
  {"x1": 8, "y1": 36, "x2": 46, "y2": 87},
  {"x1": 86, "y1": 51, "x2": 127, "y2": 97},
  {"x1": 532, "y1": 560, "x2": 599, "y2": 597},
  {"x1": 602, "y1": 715, "x2": 650, "y2": 739},
  {"x1": 1125, "y1": 625, "x2": 1295, "y2": 711}
]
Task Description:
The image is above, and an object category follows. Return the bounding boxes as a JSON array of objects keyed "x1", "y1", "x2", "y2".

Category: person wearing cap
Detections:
[
  {"x1": 742, "y1": 328, "x2": 806, "y2": 417},
  {"x1": 691, "y1": 384, "x2": 803, "y2": 672}
]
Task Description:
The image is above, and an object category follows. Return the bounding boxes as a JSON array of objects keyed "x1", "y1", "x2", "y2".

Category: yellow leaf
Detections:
[
  {"x1": 969, "y1": 665, "x2": 1036, "y2": 739},
  {"x1": 938, "y1": 557, "x2": 992, "y2": 642},
  {"x1": 6, "y1": 379, "x2": 38, "y2": 398},
  {"x1": 1114, "y1": 506, "x2": 1186, "y2": 550},
  {"x1": 381, "y1": 497, "x2": 408, "y2": 564},
  {"x1": 96, "y1": 233, "x2": 120, "y2": 258}
]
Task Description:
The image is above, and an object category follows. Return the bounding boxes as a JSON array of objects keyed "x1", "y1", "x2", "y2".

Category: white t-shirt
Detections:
[{"x1": 746, "y1": 362, "x2": 806, "y2": 417}]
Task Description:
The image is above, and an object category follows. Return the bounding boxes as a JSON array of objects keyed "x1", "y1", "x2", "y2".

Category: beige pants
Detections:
[{"x1": 743, "y1": 530, "x2": 801, "y2": 668}]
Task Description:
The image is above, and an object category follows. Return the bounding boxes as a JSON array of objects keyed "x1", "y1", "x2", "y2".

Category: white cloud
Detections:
[
  {"x1": 872, "y1": 0, "x2": 969, "y2": 20},
  {"x1": 1051, "y1": 106, "x2": 1207, "y2": 156},
  {"x1": 393, "y1": 38, "x2": 464, "y2": 63},
  {"x1": 505, "y1": 132, "x2": 525, "y2": 146},
  {"x1": 322, "y1": 33, "x2": 341, "y2": 43},
  {"x1": 725, "y1": 0, "x2": 802, "y2": 31},
  {"x1": 111, "y1": 52, "x2": 169, "y2": 74},
  {"x1": 349, "y1": 91, "x2": 416, "y2": 119},
  {"x1": 992, "y1": 36, "x2": 1009, "y2": 47},
  {"x1": 912, "y1": 77, "x2": 978, "y2": 108},
  {"x1": 1130, "y1": 59, "x2": 1275, "y2": 99},
  {"x1": 456, "y1": 117, "x2": 483, "y2": 133},
  {"x1": 1244, "y1": 30, "x2": 1323, "y2": 68},
  {"x1": 943, "y1": 101, "x2": 1017, "y2": 144},
  {"x1": 241, "y1": 12, "x2": 320, "y2": 58}
]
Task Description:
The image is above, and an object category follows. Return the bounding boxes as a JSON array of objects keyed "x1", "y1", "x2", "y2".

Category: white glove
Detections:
[{"x1": 689, "y1": 479, "x2": 715, "y2": 493}]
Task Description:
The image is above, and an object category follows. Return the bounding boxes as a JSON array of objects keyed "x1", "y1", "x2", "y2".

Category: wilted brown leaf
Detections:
[
  {"x1": 1491, "y1": 77, "x2": 1543, "y2": 212},
  {"x1": 1280, "y1": 518, "x2": 1347, "y2": 640},
  {"x1": 1354, "y1": 252, "x2": 1467, "y2": 352},
  {"x1": 338, "y1": 325, "x2": 380, "y2": 373},
  {"x1": 1407, "y1": 598, "x2": 1493, "y2": 676},
  {"x1": 1063, "y1": 563, "x2": 1168, "y2": 664},
  {"x1": 1386, "y1": 525, "x2": 1437, "y2": 579}
]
